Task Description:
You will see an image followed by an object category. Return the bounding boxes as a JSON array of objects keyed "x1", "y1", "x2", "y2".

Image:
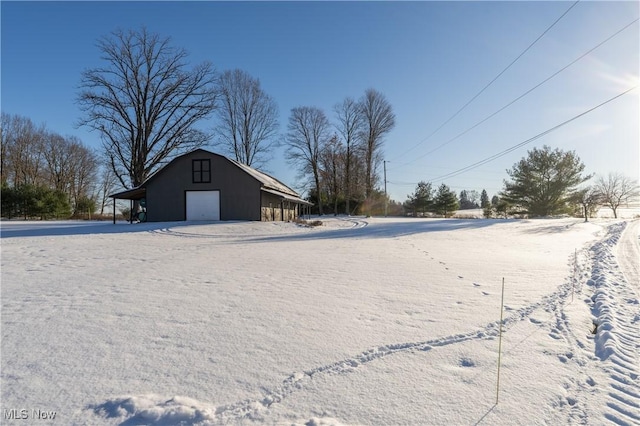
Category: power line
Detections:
[
  {"x1": 390, "y1": 0, "x2": 581, "y2": 162},
  {"x1": 424, "y1": 85, "x2": 637, "y2": 183},
  {"x1": 392, "y1": 17, "x2": 639, "y2": 168}
]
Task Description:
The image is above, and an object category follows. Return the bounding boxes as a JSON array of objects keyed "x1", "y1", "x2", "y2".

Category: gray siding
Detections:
[{"x1": 145, "y1": 151, "x2": 261, "y2": 222}]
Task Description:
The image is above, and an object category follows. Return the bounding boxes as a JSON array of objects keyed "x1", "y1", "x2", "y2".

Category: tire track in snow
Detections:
[
  {"x1": 617, "y1": 219, "x2": 639, "y2": 295},
  {"x1": 338, "y1": 217, "x2": 369, "y2": 229},
  {"x1": 585, "y1": 222, "x2": 640, "y2": 426},
  {"x1": 147, "y1": 218, "x2": 369, "y2": 240},
  {"x1": 149, "y1": 228, "x2": 222, "y2": 239}
]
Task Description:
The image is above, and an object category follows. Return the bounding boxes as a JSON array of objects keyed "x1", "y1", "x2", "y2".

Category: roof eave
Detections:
[
  {"x1": 109, "y1": 187, "x2": 146, "y2": 200},
  {"x1": 261, "y1": 188, "x2": 313, "y2": 206}
]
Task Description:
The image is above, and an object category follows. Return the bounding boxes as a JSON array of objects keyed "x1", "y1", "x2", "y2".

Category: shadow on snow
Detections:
[
  {"x1": 0, "y1": 220, "x2": 210, "y2": 239},
  {"x1": 246, "y1": 218, "x2": 503, "y2": 242}
]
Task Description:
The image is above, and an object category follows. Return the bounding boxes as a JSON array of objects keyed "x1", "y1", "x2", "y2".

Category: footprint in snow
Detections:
[
  {"x1": 473, "y1": 283, "x2": 481, "y2": 287},
  {"x1": 459, "y1": 357, "x2": 476, "y2": 367},
  {"x1": 458, "y1": 276, "x2": 464, "y2": 279}
]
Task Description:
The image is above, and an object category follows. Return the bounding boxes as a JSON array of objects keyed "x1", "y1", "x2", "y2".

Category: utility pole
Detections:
[{"x1": 384, "y1": 160, "x2": 388, "y2": 217}]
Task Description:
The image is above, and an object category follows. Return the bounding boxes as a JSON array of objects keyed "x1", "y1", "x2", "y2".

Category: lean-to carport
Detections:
[{"x1": 109, "y1": 187, "x2": 146, "y2": 224}]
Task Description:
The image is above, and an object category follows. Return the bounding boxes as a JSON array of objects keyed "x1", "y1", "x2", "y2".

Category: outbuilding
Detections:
[{"x1": 109, "y1": 149, "x2": 312, "y2": 223}]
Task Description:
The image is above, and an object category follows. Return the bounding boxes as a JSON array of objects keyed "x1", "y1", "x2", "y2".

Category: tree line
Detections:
[
  {"x1": 2, "y1": 27, "x2": 396, "y2": 218},
  {"x1": 75, "y1": 27, "x2": 397, "y2": 216},
  {"x1": 402, "y1": 145, "x2": 638, "y2": 220},
  {"x1": 283, "y1": 90, "x2": 395, "y2": 216},
  {"x1": 497, "y1": 146, "x2": 638, "y2": 220},
  {"x1": 0, "y1": 113, "x2": 105, "y2": 219},
  {"x1": 2, "y1": 27, "x2": 637, "y2": 220}
]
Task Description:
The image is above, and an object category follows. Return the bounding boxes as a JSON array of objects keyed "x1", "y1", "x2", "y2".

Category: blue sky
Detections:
[{"x1": 2, "y1": 1, "x2": 638, "y2": 203}]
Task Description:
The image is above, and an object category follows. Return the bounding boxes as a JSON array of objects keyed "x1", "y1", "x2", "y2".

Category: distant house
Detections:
[{"x1": 109, "y1": 149, "x2": 311, "y2": 223}]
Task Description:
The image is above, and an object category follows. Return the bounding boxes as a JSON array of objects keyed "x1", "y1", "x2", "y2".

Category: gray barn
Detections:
[{"x1": 109, "y1": 149, "x2": 311, "y2": 222}]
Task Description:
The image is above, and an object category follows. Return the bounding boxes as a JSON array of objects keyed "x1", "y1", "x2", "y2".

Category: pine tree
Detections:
[
  {"x1": 459, "y1": 190, "x2": 470, "y2": 209},
  {"x1": 433, "y1": 184, "x2": 458, "y2": 217},
  {"x1": 480, "y1": 189, "x2": 490, "y2": 208},
  {"x1": 459, "y1": 190, "x2": 479, "y2": 209},
  {"x1": 502, "y1": 145, "x2": 590, "y2": 217},
  {"x1": 405, "y1": 181, "x2": 433, "y2": 216}
]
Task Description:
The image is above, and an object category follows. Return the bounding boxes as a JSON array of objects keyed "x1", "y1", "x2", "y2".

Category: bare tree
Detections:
[
  {"x1": 595, "y1": 173, "x2": 639, "y2": 218},
  {"x1": 334, "y1": 97, "x2": 363, "y2": 215},
  {"x1": 1, "y1": 113, "x2": 46, "y2": 187},
  {"x1": 358, "y1": 88, "x2": 395, "y2": 198},
  {"x1": 67, "y1": 137, "x2": 98, "y2": 208},
  {"x1": 574, "y1": 186, "x2": 602, "y2": 222},
  {"x1": 96, "y1": 162, "x2": 119, "y2": 215},
  {"x1": 214, "y1": 69, "x2": 279, "y2": 169},
  {"x1": 41, "y1": 133, "x2": 98, "y2": 208},
  {"x1": 284, "y1": 106, "x2": 330, "y2": 215},
  {"x1": 1, "y1": 113, "x2": 99, "y2": 216},
  {"x1": 0, "y1": 113, "x2": 8, "y2": 186},
  {"x1": 77, "y1": 27, "x2": 218, "y2": 189},
  {"x1": 42, "y1": 132, "x2": 73, "y2": 193},
  {"x1": 320, "y1": 134, "x2": 345, "y2": 215}
]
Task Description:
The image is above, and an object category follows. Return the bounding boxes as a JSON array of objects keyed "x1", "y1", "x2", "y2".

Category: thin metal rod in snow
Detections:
[
  {"x1": 496, "y1": 277, "x2": 505, "y2": 404},
  {"x1": 572, "y1": 248, "x2": 577, "y2": 303}
]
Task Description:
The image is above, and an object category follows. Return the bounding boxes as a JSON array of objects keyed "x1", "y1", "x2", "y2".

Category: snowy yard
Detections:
[{"x1": 1, "y1": 215, "x2": 639, "y2": 425}]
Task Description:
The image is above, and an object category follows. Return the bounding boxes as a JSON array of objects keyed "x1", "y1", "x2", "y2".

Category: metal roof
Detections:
[
  {"x1": 261, "y1": 188, "x2": 313, "y2": 205},
  {"x1": 229, "y1": 159, "x2": 300, "y2": 197}
]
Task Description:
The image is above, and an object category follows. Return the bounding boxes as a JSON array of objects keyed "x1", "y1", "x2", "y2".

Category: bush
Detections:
[
  {"x1": 74, "y1": 196, "x2": 97, "y2": 218},
  {"x1": 120, "y1": 207, "x2": 131, "y2": 220},
  {"x1": 1, "y1": 184, "x2": 71, "y2": 219},
  {"x1": 294, "y1": 218, "x2": 323, "y2": 227}
]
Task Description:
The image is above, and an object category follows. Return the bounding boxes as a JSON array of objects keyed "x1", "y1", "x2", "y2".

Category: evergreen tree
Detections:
[
  {"x1": 405, "y1": 181, "x2": 433, "y2": 216},
  {"x1": 459, "y1": 190, "x2": 470, "y2": 209},
  {"x1": 501, "y1": 145, "x2": 590, "y2": 217},
  {"x1": 459, "y1": 190, "x2": 479, "y2": 209},
  {"x1": 482, "y1": 203, "x2": 493, "y2": 219},
  {"x1": 74, "y1": 195, "x2": 98, "y2": 218},
  {"x1": 414, "y1": 181, "x2": 434, "y2": 216},
  {"x1": 495, "y1": 199, "x2": 512, "y2": 219},
  {"x1": 433, "y1": 183, "x2": 458, "y2": 217},
  {"x1": 480, "y1": 189, "x2": 490, "y2": 208},
  {"x1": 1, "y1": 184, "x2": 71, "y2": 219}
]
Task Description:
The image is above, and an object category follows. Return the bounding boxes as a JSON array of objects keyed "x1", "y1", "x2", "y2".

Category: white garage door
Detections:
[{"x1": 186, "y1": 191, "x2": 220, "y2": 221}]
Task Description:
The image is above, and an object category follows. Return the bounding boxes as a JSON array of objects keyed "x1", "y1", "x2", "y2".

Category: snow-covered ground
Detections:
[{"x1": 1, "y1": 215, "x2": 638, "y2": 425}]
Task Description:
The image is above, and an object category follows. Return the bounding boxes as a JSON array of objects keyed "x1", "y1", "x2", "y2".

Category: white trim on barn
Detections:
[{"x1": 186, "y1": 191, "x2": 220, "y2": 221}]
